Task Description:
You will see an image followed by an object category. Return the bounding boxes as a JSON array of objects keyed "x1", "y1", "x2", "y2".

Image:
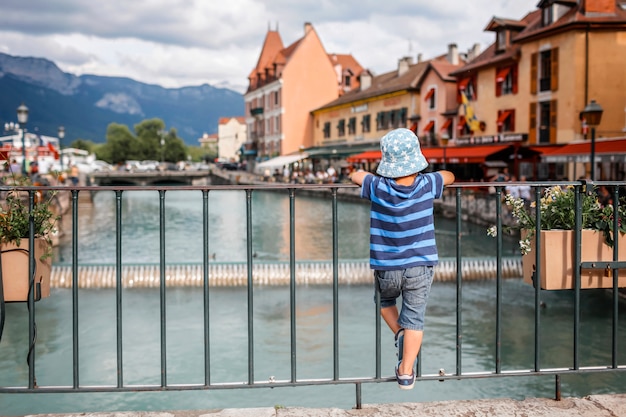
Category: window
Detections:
[
  {"x1": 362, "y1": 114, "x2": 371, "y2": 133},
  {"x1": 495, "y1": 64, "x2": 517, "y2": 96},
  {"x1": 345, "y1": 75, "x2": 351, "y2": 87},
  {"x1": 274, "y1": 91, "x2": 279, "y2": 105},
  {"x1": 496, "y1": 109, "x2": 516, "y2": 133},
  {"x1": 337, "y1": 119, "x2": 345, "y2": 137},
  {"x1": 542, "y1": 5, "x2": 553, "y2": 26},
  {"x1": 458, "y1": 76, "x2": 477, "y2": 102},
  {"x1": 529, "y1": 100, "x2": 557, "y2": 144},
  {"x1": 531, "y1": 48, "x2": 558, "y2": 94},
  {"x1": 424, "y1": 88, "x2": 436, "y2": 110},
  {"x1": 275, "y1": 116, "x2": 280, "y2": 133},
  {"x1": 348, "y1": 117, "x2": 356, "y2": 135},
  {"x1": 497, "y1": 31, "x2": 507, "y2": 50},
  {"x1": 323, "y1": 122, "x2": 331, "y2": 139}
]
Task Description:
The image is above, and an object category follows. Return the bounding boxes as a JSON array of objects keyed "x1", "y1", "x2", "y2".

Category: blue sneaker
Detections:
[
  {"x1": 394, "y1": 328, "x2": 404, "y2": 362},
  {"x1": 395, "y1": 361, "x2": 415, "y2": 390}
]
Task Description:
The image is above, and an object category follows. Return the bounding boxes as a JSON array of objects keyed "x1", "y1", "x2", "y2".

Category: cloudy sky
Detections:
[{"x1": 1, "y1": 0, "x2": 538, "y2": 93}]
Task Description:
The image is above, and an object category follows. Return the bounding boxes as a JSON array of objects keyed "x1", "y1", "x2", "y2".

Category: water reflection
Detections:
[{"x1": 55, "y1": 189, "x2": 519, "y2": 265}]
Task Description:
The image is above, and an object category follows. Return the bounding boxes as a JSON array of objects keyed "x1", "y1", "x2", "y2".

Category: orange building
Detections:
[
  {"x1": 243, "y1": 22, "x2": 363, "y2": 169},
  {"x1": 451, "y1": 0, "x2": 626, "y2": 180}
]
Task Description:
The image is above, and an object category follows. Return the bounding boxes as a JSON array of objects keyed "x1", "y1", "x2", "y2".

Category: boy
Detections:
[{"x1": 350, "y1": 128, "x2": 455, "y2": 390}]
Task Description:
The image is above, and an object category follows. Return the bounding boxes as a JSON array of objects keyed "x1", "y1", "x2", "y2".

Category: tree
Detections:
[{"x1": 100, "y1": 123, "x2": 140, "y2": 164}]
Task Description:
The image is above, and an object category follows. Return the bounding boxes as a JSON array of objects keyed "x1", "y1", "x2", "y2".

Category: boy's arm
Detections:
[
  {"x1": 439, "y1": 170, "x2": 455, "y2": 186},
  {"x1": 349, "y1": 170, "x2": 370, "y2": 186}
]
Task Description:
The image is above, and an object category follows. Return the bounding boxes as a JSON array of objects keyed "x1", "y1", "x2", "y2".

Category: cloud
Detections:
[{"x1": 0, "y1": 0, "x2": 538, "y2": 91}]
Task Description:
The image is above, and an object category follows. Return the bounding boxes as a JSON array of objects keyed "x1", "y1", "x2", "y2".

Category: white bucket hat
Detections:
[{"x1": 376, "y1": 128, "x2": 428, "y2": 178}]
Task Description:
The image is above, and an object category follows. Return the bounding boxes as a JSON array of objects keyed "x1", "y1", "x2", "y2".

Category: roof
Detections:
[
  {"x1": 451, "y1": 11, "x2": 540, "y2": 76},
  {"x1": 314, "y1": 56, "x2": 450, "y2": 111},
  {"x1": 218, "y1": 117, "x2": 246, "y2": 125}
]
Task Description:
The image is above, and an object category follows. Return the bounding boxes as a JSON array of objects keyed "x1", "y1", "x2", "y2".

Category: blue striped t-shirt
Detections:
[{"x1": 361, "y1": 172, "x2": 444, "y2": 270}]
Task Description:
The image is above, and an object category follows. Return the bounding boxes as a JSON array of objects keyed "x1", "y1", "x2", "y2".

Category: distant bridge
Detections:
[{"x1": 89, "y1": 170, "x2": 211, "y2": 186}]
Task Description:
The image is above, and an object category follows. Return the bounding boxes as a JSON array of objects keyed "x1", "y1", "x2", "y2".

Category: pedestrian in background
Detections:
[{"x1": 350, "y1": 128, "x2": 455, "y2": 390}]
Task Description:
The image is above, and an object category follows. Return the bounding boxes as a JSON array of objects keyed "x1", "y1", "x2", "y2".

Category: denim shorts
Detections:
[{"x1": 374, "y1": 266, "x2": 434, "y2": 331}]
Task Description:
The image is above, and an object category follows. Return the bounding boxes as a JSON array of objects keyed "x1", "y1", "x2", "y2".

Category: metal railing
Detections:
[{"x1": 0, "y1": 179, "x2": 625, "y2": 410}]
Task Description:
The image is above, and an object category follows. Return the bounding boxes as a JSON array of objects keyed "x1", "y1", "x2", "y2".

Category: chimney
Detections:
[
  {"x1": 417, "y1": 53, "x2": 423, "y2": 63},
  {"x1": 447, "y1": 43, "x2": 459, "y2": 65},
  {"x1": 398, "y1": 56, "x2": 413, "y2": 76},
  {"x1": 470, "y1": 43, "x2": 481, "y2": 61},
  {"x1": 304, "y1": 22, "x2": 313, "y2": 34},
  {"x1": 582, "y1": 0, "x2": 616, "y2": 14},
  {"x1": 360, "y1": 70, "x2": 372, "y2": 90}
]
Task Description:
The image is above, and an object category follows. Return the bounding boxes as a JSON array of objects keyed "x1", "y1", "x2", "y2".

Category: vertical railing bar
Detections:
[
  {"x1": 202, "y1": 190, "x2": 211, "y2": 385},
  {"x1": 533, "y1": 185, "x2": 542, "y2": 372},
  {"x1": 331, "y1": 188, "x2": 340, "y2": 381},
  {"x1": 495, "y1": 187, "x2": 503, "y2": 374},
  {"x1": 375, "y1": 285, "x2": 381, "y2": 379},
  {"x1": 159, "y1": 190, "x2": 167, "y2": 387},
  {"x1": 245, "y1": 189, "x2": 254, "y2": 384},
  {"x1": 611, "y1": 185, "x2": 619, "y2": 369},
  {"x1": 289, "y1": 188, "x2": 297, "y2": 383},
  {"x1": 455, "y1": 187, "x2": 463, "y2": 376},
  {"x1": 115, "y1": 190, "x2": 124, "y2": 388},
  {"x1": 573, "y1": 185, "x2": 581, "y2": 370},
  {"x1": 71, "y1": 190, "x2": 80, "y2": 388},
  {"x1": 27, "y1": 191, "x2": 36, "y2": 389}
]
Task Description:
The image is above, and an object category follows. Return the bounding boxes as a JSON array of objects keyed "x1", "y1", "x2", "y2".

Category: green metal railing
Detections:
[{"x1": 0, "y1": 180, "x2": 624, "y2": 409}]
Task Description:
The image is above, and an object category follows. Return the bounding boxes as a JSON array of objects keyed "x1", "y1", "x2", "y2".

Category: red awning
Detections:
[
  {"x1": 458, "y1": 78, "x2": 470, "y2": 90},
  {"x1": 440, "y1": 118, "x2": 452, "y2": 131},
  {"x1": 497, "y1": 110, "x2": 512, "y2": 126},
  {"x1": 424, "y1": 88, "x2": 435, "y2": 101},
  {"x1": 496, "y1": 67, "x2": 511, "y2": 82},
  {"x1": 346, "y1": 150, "x2": 382, "y2": 163},
  {"x1": 422, "y1": 120, "x2": 435, "y2": 133},
  {"x1": 347, "y1": 145, "x2": 511, "y2": 165},
  {"x1": 542, "y1": 139, "x2": 626, "y2": 163}
]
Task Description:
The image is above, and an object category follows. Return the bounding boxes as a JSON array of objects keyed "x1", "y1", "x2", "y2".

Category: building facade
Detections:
[
  {"x1": 451, "y1": 0, "x2": 626, "y2": 180},
  {"x1": 217, "y1": 117, "x2": 247, "y2": 161},
  {"x1": 243, "y1": 23, "x2": 363, "y2": 169}
]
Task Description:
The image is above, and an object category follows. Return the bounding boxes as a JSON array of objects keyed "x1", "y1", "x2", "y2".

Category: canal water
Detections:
[{"x1": 1, "y1": 189, "x2": 625, "y2": 415}]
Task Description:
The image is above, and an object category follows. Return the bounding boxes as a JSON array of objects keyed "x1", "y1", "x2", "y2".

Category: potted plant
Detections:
[
  {"x1": 0, "y1": 176, "x2": 60, "y2": 302},
  {"x1": 487, "y1": 185, "x2": 626, "y2": 290}
]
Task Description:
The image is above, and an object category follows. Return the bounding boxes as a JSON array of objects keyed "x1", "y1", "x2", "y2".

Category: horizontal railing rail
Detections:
[{"x1": 0, "y1": 179, "x2": 625, "y2": 410}]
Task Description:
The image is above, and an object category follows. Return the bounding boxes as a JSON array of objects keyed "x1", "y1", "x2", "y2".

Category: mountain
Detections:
[{"x1": 0, "y1": 53, "x2": 244, "y2": 145}]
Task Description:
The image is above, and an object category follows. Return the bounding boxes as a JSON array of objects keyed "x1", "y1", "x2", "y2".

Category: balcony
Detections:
[{"x1": 250, "y1": 107, "x2": 264, "y2": 116}]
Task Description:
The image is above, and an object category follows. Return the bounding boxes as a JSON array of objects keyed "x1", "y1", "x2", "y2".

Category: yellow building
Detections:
[
  {"x1": 310, "y1": 44, "x2": 472, "y2": 166},
  {"x1": 451, "y1": 0, "x2": 626, "y2": 180}
]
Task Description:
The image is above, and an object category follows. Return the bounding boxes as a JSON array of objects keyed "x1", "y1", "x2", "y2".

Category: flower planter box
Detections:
[
  {"x1": 522, "y1": 229, "x2": 626, "y2": 290},
  {"x1": 1, "y1": 238, "x2": 51, "y2": 302}
]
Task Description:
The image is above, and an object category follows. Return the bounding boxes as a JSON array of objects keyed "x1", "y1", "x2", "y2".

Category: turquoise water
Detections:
[{"x1": 1, "y1": 189, "x2": 624, "y2": 415}]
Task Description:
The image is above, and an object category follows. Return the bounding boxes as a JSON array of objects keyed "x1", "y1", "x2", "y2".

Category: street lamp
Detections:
[
  {"x1": 440, "y1": 133, "x2": 450, "y2": 170},
  {"x1": 58, "y1": 126, "x2": 65, "y2": 171},
  {"x1": 581, "y1": 100, "x2": 603, "y2": 181},
  {"x1": 16, "y1": 103, "x2": 29, "y2": 176}
]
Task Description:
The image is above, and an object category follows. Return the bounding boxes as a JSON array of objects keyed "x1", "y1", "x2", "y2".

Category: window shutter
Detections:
[
  {"x1": 529, "y1": 102, "x2": 537, "y2": 144},
  {"x1": 497, "y1": 110, "x2": 503, "y2": 133},
  {"x1": 510, "y1": 110, "x2": 516, "y2": 132},
  {"x1": 495, "y1": 70, "x2": 502, "y2": 97},
  {"x1": 550, "y1": 100, "x2": 557, "y2": 143},
  {"x1": 473, "y1": 76, "x2": 478, "y2": 100},
  {"x1": 530, "y1": 53, "x2": 538, "y2": 94},
  {"x1": 551, "y1": 48, "x2": 559, "y2": 91},
  {"x1": 512, "y1": 63, "x2": 518, "y2": 94}
]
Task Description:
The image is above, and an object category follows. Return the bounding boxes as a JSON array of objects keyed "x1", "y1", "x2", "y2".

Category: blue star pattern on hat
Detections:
[{"x1": 376, "y1": 128, "x2": 428, "y2": 178}]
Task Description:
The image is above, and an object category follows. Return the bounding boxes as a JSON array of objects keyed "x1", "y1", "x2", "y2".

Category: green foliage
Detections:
[
  {"x1": 187, "y1": 145, "x2": 215, "y2": 162},
  {"x1": 95, "y1": 119, "x2": 189, "y2": 164},
  {"x1": 488, "y1": 185, "x2": 626, "y2": 254},
  {"x1": 69, "y1": 139, "x2": 96, "y2": 152},
  {"x1": 0, "y1": 176, "x2": 60, "y2": 257}
]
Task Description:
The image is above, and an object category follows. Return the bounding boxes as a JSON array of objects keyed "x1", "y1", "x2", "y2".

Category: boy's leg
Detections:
[
  {"x1": 398, "y1": 329, "x2": 423, "y2": 376},
  {"x1": 380, "y1": 306, "x2": 401, "y2": 334}
]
